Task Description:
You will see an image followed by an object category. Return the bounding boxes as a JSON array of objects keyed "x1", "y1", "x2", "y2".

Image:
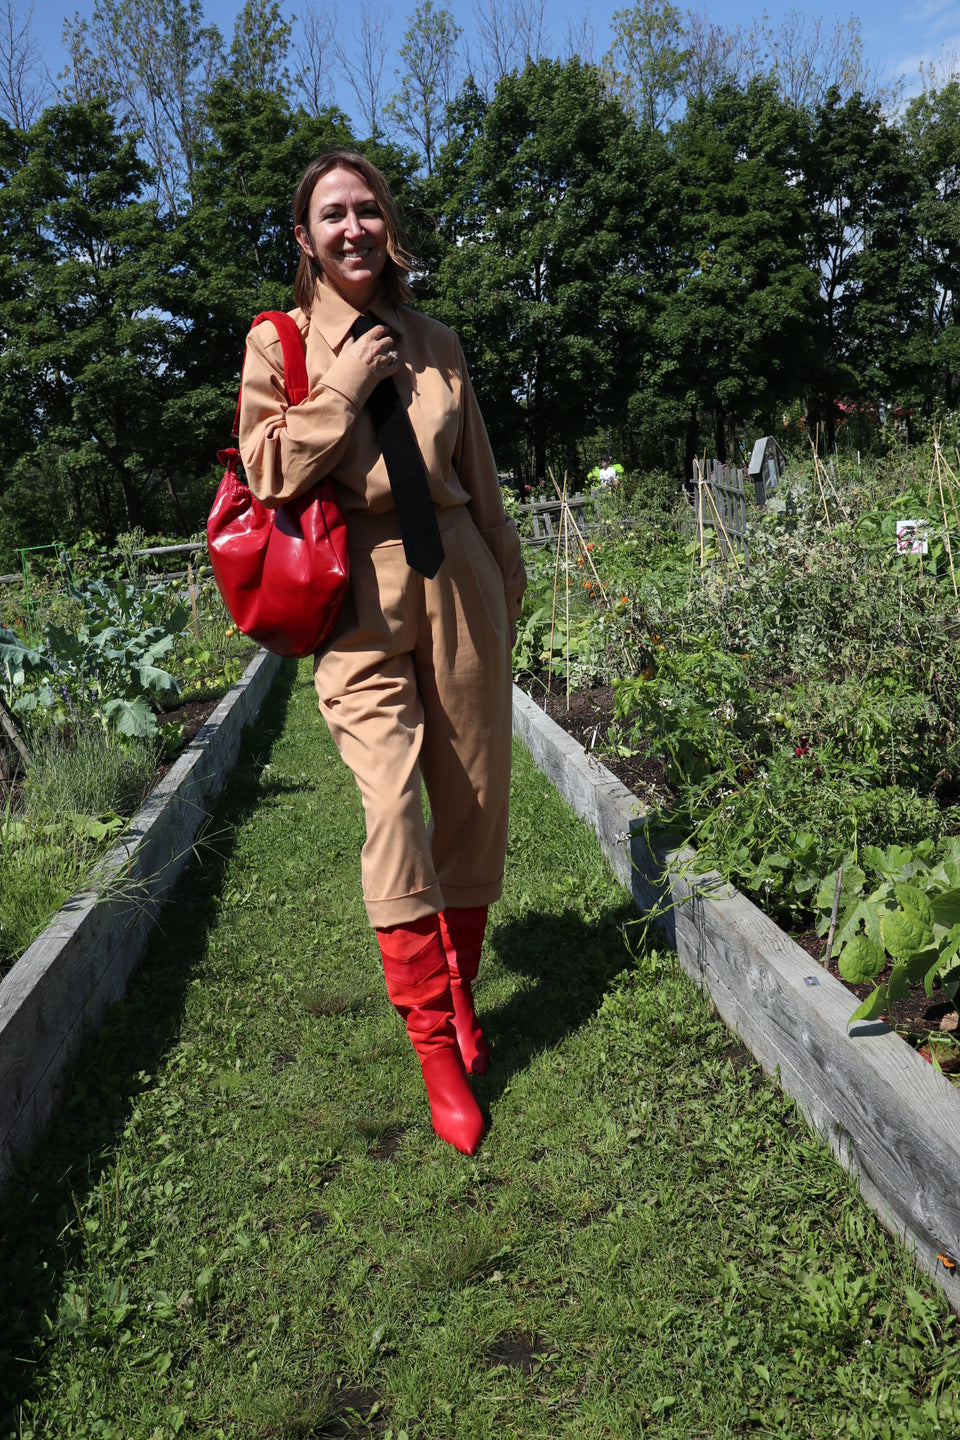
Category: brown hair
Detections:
[{"x1": 293, "y1": 149, "x2": 413, "y2": 312}]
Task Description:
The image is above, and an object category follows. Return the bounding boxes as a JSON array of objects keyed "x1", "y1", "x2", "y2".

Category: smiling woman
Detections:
[{"x1": 236, "y1": 147, "x2": 527, "y2": 1156}]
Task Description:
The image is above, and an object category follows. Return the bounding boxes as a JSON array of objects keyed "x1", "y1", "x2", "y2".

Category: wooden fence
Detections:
[
  {"x1": 518, "y1": 491, "x2": 604, "y2": 546},
  {"x1": 687, "y1": 439, "x2": 787, "y2": 573},
  {"x1": 689, "y1": 459, "x2": 754, "y2": 572}
]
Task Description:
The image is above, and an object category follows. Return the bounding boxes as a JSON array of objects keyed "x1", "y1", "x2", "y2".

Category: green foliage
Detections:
[
  {"x1": 0, "y1": 100, "x2": 177, "y2": 553},
  {"x1": 816, "y1": 840, "x2": 960, "y2": 1023},
  {"x1": 804, "y1": 88, "x2": 927, "y2": 440},
  {"x1": 228, "y1": 0, "x2": 292, "y2": 92},
  {"x1": 518, "y1": 450, "x2": 960, "y2": 974},
  {"x1": 425, "y1": 58, "x2": 660, "y2": 482},
  {"x1": 645, "y1": 79, "x2": 819, "y2": 459},
  {"x1": 604, "y1": 0, "x2": 688, "y2": 131},
  {"x1": 23, "y1": 722, "x2": 157, "y2": 823},
  {"x1": 0, "y1": 564, "x2": 254, "y2": 974},
  {"x1": 1, "y1": 577, "x2": 189, "y2": 739},
  {"x1": 0, "y1": 720, "x2": 156, "y2": 975}
]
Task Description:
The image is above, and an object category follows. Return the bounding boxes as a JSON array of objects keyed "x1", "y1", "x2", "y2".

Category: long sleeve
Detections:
[
  {"x1": 236, "y1": 296, "x2": 526, "y2": 635},
  {"x1": 238, "y1": 317, "x2": 379, "y2": 508}
]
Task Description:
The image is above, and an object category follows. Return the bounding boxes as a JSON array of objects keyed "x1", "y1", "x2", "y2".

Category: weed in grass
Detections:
[
  {"x1": 404, "y1": 1219, "x2": 508, "y2": 1291},
  {"x1": 354, "y1": 1113, "x2": 405, "y2": 1147},
  {"x1": 241, "y1": 1381, "x2": 345, "y2": 1437},
  {"x1": 304, "y1": 982, "x2": 374, "y2": 1017},
  {"x1": 349, "y1": 1037, "x2": 400, "y2": 1065}
]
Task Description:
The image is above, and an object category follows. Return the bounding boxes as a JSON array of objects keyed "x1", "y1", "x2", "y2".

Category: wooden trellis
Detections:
[
  {"x1": 517, "y1": 491, "x2": 604, "y2": 546},
  {"x1": 691, "y1": 458, "x2": 753, "y2": 573}
]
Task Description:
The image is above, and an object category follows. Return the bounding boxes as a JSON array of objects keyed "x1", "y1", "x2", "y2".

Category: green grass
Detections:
[{"x1": 1, "y1": 659, "x2": 959, "y2": 1438}]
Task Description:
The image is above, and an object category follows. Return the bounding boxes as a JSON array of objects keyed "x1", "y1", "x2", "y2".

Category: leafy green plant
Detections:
[
  {"x1": 1, "y1": 576, "x2": 189, "y2": 739},
  {"x1": 178, "y1": 647, "x2": 246, "y2": 703},
  {"x1": 611, "y1": 637, "x2": 762, "y2": 788},
  {"x1": 815, "y1": 840, "x2": 960, "y2": 1024}
]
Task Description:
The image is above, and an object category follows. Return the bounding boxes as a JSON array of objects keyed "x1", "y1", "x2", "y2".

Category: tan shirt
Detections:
[{"x1": 238, "y1": 283, "x2": 526, "y2": 625}]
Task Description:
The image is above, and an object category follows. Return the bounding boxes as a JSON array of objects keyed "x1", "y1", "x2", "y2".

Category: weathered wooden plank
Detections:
[
  {"x1": 0, "y1": 648, "x2": 283, "y2": 1187},
  {"x1": 512, "y1": 687, "x2": 646, "y2": 892},
  {"x1": 513, "y1": 683, "x2": 960, "y2": 1313}
]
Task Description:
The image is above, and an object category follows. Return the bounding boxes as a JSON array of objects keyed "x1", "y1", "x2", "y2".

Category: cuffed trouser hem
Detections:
[
  {"x1": 363, "y1": 877, "x2": 504, "y2": 929},
  {"x1": 364, "y1": 884, "x2": 444, "y2": 929},
  {"x1": 438, "y1": 878, "x2": 503, "y2": 910}
]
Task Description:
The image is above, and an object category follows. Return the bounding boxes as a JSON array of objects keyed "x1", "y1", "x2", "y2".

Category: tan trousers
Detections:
[{"x1": 314, "y1": 505, "x2": 513, "y2": 928}]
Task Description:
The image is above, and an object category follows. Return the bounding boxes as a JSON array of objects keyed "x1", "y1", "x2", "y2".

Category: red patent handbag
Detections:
[{"x1": 207, "y1": 311, "x2": 349, "y2": 658}]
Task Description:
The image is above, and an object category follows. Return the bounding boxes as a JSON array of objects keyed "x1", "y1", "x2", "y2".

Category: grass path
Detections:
[{"x1": 2, "y1": 660, "x2": 960, "y2": 1439}]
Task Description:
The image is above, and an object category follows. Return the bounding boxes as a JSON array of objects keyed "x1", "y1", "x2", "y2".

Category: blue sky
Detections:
[{"x1": 28, "y1": 0, "x2": 960, "y2": 124}]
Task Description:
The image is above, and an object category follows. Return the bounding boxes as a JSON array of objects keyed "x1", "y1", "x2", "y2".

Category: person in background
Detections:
[
  {"x1": 588, "y1": 455, "x2": 623, "y2": 488},
  {"x1": 239, "y1": 150, "x2": 526, "y2": 1155}
]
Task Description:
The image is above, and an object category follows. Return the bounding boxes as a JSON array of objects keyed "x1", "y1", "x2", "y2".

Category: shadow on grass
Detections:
[
  {"x1": 484, "y1": 900, "x2": 637, "y2": 1096},
  {"x1": 0, "y1": 661, "x2": 303, "y2": 1413}
]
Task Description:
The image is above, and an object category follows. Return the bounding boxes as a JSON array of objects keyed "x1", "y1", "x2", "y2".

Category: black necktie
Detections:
[{"x1": 352, "y1": 314, "x2": 445, "y2": 579}]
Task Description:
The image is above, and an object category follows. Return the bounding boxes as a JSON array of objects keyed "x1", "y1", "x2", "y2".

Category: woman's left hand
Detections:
[{"x1": 344, "y1": 324, "x2": 401, "y2": 380}]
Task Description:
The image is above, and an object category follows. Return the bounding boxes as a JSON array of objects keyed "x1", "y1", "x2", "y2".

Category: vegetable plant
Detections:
[{"x1": 815, "y1": 841, "x2": 960, "y2": 1024}]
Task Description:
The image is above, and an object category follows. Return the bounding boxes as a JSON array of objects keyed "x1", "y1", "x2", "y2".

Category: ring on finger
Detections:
[{"x1": 387, "y1": 350, "x2": 398, "y2": 362}]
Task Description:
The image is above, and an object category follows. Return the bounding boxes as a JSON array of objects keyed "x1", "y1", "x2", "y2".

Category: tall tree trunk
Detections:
[
  {"x1": 683, "y1": 408, "x2": 699, "y2": 496},
  {"x1": 165, "y1": 473, "x2": 188, "y2": 534},
  {"x1": 714, "y1": 407, "x2": 727, "y2": 462}
]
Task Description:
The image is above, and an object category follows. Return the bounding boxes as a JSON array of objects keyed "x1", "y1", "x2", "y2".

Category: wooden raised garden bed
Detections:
[
  {"x1": 513, "y1": 683, "x2": 960, "y2": 1314},
  {"x1": 0, "y1": 649, "x2": 282, "y2": 1191}
]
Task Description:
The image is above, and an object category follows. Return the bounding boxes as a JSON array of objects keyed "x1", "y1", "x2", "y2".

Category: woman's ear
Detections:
[{"x1": 295, "y1": 224, "x2": 315, "y2": 260}]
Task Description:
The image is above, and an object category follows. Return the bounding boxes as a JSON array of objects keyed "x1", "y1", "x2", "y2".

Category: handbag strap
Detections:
[{"x1": 231, "y1": 309, "x2": 309, "y2": 436}]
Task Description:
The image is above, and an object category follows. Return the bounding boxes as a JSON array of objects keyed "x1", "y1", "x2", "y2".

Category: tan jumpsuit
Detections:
[{"x1": 239, "y1": 283, "x2": 526, "y2": 927}]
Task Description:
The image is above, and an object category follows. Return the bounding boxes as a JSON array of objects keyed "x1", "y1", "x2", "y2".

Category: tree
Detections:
[
  {"x1": 0, "y1": 101, "x2": 181, "y2": 547},
  {"x1": 59, "y1": 0, "x2": 224, "y2": 215},
  {"x1": 603, "y1": 0, "x2": 688, "y2": 132},
  {"x1": 0, "y1": 0, "x2": 51, "y2": 127},
  {"x1": 678, "y1": 10, "x2": 748, "y2": 103},
  {"x1": 650, "y1": 80, "x2": 819, "y2": 467},
  {"x1": 561, "y1": 13, "x2": 596, "y2": 67},
  {"x1": 804, "y1": 88, "x2": 926, "y2": 443},
  {"x1": 386, "y1": 0, "x2": 463, "y2": 175},
  {"x1": 903, "y1": 79, "x2": 960, "y2": 413},
  {"x1": 745, "y1": 9, "x2": 896, "y2": 113},
  {"x1": 470, "y1": 0, "x2": 549, "y2": 96},
  {"x1": 228, "y1": 0, "x2": 293, "y2": 94},
  {"x1": 332, "y1": 0, "x2": 392, "y2": 141},
  {"x1": 427, "y1": 59, "x2": 660, "y2": 481},
  {"x1": 293, "y1": 0, "x2": 336, "y2": 117}
]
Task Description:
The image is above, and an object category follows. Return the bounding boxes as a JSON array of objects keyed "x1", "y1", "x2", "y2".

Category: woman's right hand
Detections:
[{"x1": 344, "y1": 324, "x2": 401, "y2": 379}]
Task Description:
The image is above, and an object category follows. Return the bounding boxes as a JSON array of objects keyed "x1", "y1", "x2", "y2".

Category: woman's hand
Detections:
[{"x1": 344, "y1": 324, "x2": 400, "y2": 379}]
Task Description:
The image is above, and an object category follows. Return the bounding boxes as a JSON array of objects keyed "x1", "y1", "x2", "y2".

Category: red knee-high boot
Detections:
[
  {"x1": 438, "y1": 905, "x2": 490, "y2": 1077},
  {"x1": 377, "y1": 916, "x2": 485, "y2": 1156}
]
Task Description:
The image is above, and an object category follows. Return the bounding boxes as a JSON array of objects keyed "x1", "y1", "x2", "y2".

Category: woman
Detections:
[{"x1": 239, "y1": 150, "x2": 526, "y2": 1156}]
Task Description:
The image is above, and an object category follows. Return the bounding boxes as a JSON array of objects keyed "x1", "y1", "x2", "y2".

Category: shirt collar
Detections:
[{"x1": 310, "y1": 280, "x2": 405, "y2": 350}]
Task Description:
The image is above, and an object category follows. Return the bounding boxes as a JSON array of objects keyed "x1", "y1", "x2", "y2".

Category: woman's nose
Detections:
[{"x1": 344, "y1": 209, "x2": 364, "y2": 238}]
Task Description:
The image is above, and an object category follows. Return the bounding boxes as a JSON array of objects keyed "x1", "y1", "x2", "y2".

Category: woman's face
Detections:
[{"x1": 295, "y1": 166, "x2": 389, "y2": 310}]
